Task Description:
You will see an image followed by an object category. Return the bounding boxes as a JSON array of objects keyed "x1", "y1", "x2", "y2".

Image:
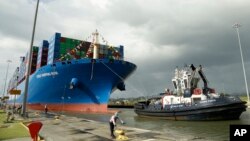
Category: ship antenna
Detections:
[{"x1": 92, "y1": 29, "x2": 99, "y2": 44}]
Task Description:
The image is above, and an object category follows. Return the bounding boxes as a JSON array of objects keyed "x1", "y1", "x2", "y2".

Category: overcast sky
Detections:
[{"x1": 0, "y1": 0, "x2": 250, "y2": 98}]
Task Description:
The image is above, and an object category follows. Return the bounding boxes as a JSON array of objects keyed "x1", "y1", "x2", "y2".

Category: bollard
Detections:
[
  {"x1": 115, "y1": 129, "x2": 129, "y2": 140},
  {"x1": 27, "y1": 121, "x2": 43, "y2": 141},
  {"x1": 54, "y1": 115, "x2": 60, "y2": 120}
]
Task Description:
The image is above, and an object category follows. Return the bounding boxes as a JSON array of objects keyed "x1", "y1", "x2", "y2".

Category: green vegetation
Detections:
[
  {"x1": 240, "y1": 96, "x2": 248, "y2": 102},
  {"x1": 109, "y1": 97, "x2": 146, "y2": 106},
  {"x1": 0, "y1": 110, "x2": 29, "y2": 140}
]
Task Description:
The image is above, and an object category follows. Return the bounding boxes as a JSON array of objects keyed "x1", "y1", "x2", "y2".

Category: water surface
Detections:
[{"x1": 65, "y1": 108, "x2": 250, "y2": 141}]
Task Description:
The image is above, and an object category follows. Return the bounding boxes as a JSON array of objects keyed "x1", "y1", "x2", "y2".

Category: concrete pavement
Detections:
[{"x1": 4, "y1": 111, "x2": 193, "y2": 141}]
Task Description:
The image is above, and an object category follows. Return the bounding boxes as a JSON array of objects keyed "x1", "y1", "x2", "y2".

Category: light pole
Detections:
[
  {"x1": 233, "y1": 23, "x2": 249, "y2": 103},
  {"x1": 13, "y1": 76, "x2": 19, "y2": 109},
  {"x1": 22, "y1": 0, "x2": 40, "y2": 117},
  {"x1": 3, "y1": 60, "x2": 12, "y2": 97}
]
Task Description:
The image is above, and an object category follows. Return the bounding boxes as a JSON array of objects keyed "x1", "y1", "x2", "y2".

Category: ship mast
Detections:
[{"x1": 92, "y1": 29, "x2": 99, "y2": 59}]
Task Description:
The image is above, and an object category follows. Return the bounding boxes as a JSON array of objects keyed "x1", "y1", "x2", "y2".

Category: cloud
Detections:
[{"x1": 1, "y1": 0, "x2": 250, "y2": 98}]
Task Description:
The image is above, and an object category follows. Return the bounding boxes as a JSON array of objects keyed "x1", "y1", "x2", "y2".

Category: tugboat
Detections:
[{"x1": 134, "y1": 64, "x2": 247, "y2": 121}]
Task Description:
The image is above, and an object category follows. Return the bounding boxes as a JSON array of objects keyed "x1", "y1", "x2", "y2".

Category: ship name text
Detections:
[{"x1": 36, "y1": 71, "x2": 59, "y2": 78}]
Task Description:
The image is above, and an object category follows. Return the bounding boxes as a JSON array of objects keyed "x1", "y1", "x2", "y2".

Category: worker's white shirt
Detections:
[
  {"x1": 110, "y1": 115, "x2": 123, "y2": 125},
  {"x1": 110, "y1": 115, "x2": 117, "y2": 125}
]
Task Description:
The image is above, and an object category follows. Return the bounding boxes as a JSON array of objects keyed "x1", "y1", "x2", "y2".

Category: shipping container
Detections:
[
  {"x1": 37, "y1": 40, "x2": 49, "y2": 69},
  {"x1": 58, "y1": 36, "x2": 85, "y2": 61},
  {"x1": 119, "y1": 45, "x2": 124, "y2": 60},
  {"x1": 47, "y1": 33, "x2": 61, "y2": 64},
  {"x1": 31, "y1": 46, "x2": 39, "y2": 74},
  {"x1": 46, "y1": 33, "x2": 123, "y2": 62},
  {"x1": 7, "y1": 67, "x2": 20, "y2": 91}
]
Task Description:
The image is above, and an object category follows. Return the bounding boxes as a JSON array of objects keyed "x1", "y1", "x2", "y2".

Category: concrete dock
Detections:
[{"x1": 4, "y1": 111, "x2": 195, "y2": 141}]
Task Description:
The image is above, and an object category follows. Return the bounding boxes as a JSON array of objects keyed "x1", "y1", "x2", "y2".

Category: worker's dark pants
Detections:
[{"x1": 109, "y1": 122, "x2": 115, "y2": 137}]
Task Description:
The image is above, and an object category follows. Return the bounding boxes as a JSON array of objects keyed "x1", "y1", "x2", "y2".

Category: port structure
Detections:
[
  {"x1": 22, "y1": 0, "x2": 40, "y2": 117},
  {"x1": 233, "y1": 23, "x2": 249, "y2": 103}
]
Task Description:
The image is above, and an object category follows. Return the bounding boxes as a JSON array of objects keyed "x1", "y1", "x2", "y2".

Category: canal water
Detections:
[{"x1": 66, "y1": 108, "x2": 250, "y2": 141}]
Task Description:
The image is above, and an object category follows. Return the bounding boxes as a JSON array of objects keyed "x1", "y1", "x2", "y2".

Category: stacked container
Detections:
[
  {"x1": 119, "y1": 45, "x2": 124, "y2": 60},
  {"x1": 46, "y1": 32, "x2": 124, "y2": 64},
  {"x1": 7, "y1": 67, "x2": 19, "y2": 91},
  {"x1": 86, "y1": 44, "x2": 123, "y2": 60},
  {"x1": 16, "y1": 45, "x2": 39, "y2": 83},
  {"x1": 24, "y1": 52, "x2": 28, "y2": 76},
  {"x1": 18, "y1": 56, "x2": 26, "y2": 82},
  {"x1": 37, "y1": 40, "x2": 49, "y2": 69},
  {"x1": 47, "y1": 33, "x2": 61, "y2": 64},
  {"x1": 59, "y1": 37, "x2": 85, "y2": 60},
  {"x1": 31, "y1": 46, "x2": 39, "y2": 74},
  {"x1": 99, "y1": 45, "x2": 109, "y2": 59},
  {"x1": 47, "y1": 33, "x2": 91, "y2": 63},
  {"x1": 106, "y1": 46, "x2": 122, "y2": 60}
]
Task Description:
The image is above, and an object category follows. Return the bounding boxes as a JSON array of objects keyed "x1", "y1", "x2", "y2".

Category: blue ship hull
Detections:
[{"x1": 13, "y1": 59, "x2": 136, "y2": 113}]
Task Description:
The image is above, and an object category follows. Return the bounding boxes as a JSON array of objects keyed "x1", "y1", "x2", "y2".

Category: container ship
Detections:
[
  {"x1": 7, "y1": 30, "x2": 136, "y2": 113},
  {"x1": 134, "y1": 64, "x2": 246, "y2": 120}
]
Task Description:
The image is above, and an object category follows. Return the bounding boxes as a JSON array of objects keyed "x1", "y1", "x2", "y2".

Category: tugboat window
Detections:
[
  {"x1": 184, "y1": 79, "x2": 187, "y2": 88},
  {"x1": 193, "y1": 98, "x2": 201, "y2": 104},
  {"x1": 173, "y1": 81, "x2": 177, "y2": 89},
  {"x1": 171, "y1": 98, "x2": 174, "y2": 104}
]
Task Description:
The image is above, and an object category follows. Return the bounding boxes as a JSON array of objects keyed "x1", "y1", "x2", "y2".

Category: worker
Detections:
[
  {"x1": 109, "y1": 112, "x2": 124, "y2": 138},
  {"x1": 17, "y1": 105, "x2": 22, "y2": 114},
  {"x1": 165, "y1": 88, "x2": 170, "y2": 95},
  {"x1": 44, "y1": 104, "x2": 48, "y2": 114}
]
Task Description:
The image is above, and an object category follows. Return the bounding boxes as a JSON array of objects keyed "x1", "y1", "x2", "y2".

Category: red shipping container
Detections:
[{"x1": 60, "y1": 37, "x2": 66, "y2": 43}]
